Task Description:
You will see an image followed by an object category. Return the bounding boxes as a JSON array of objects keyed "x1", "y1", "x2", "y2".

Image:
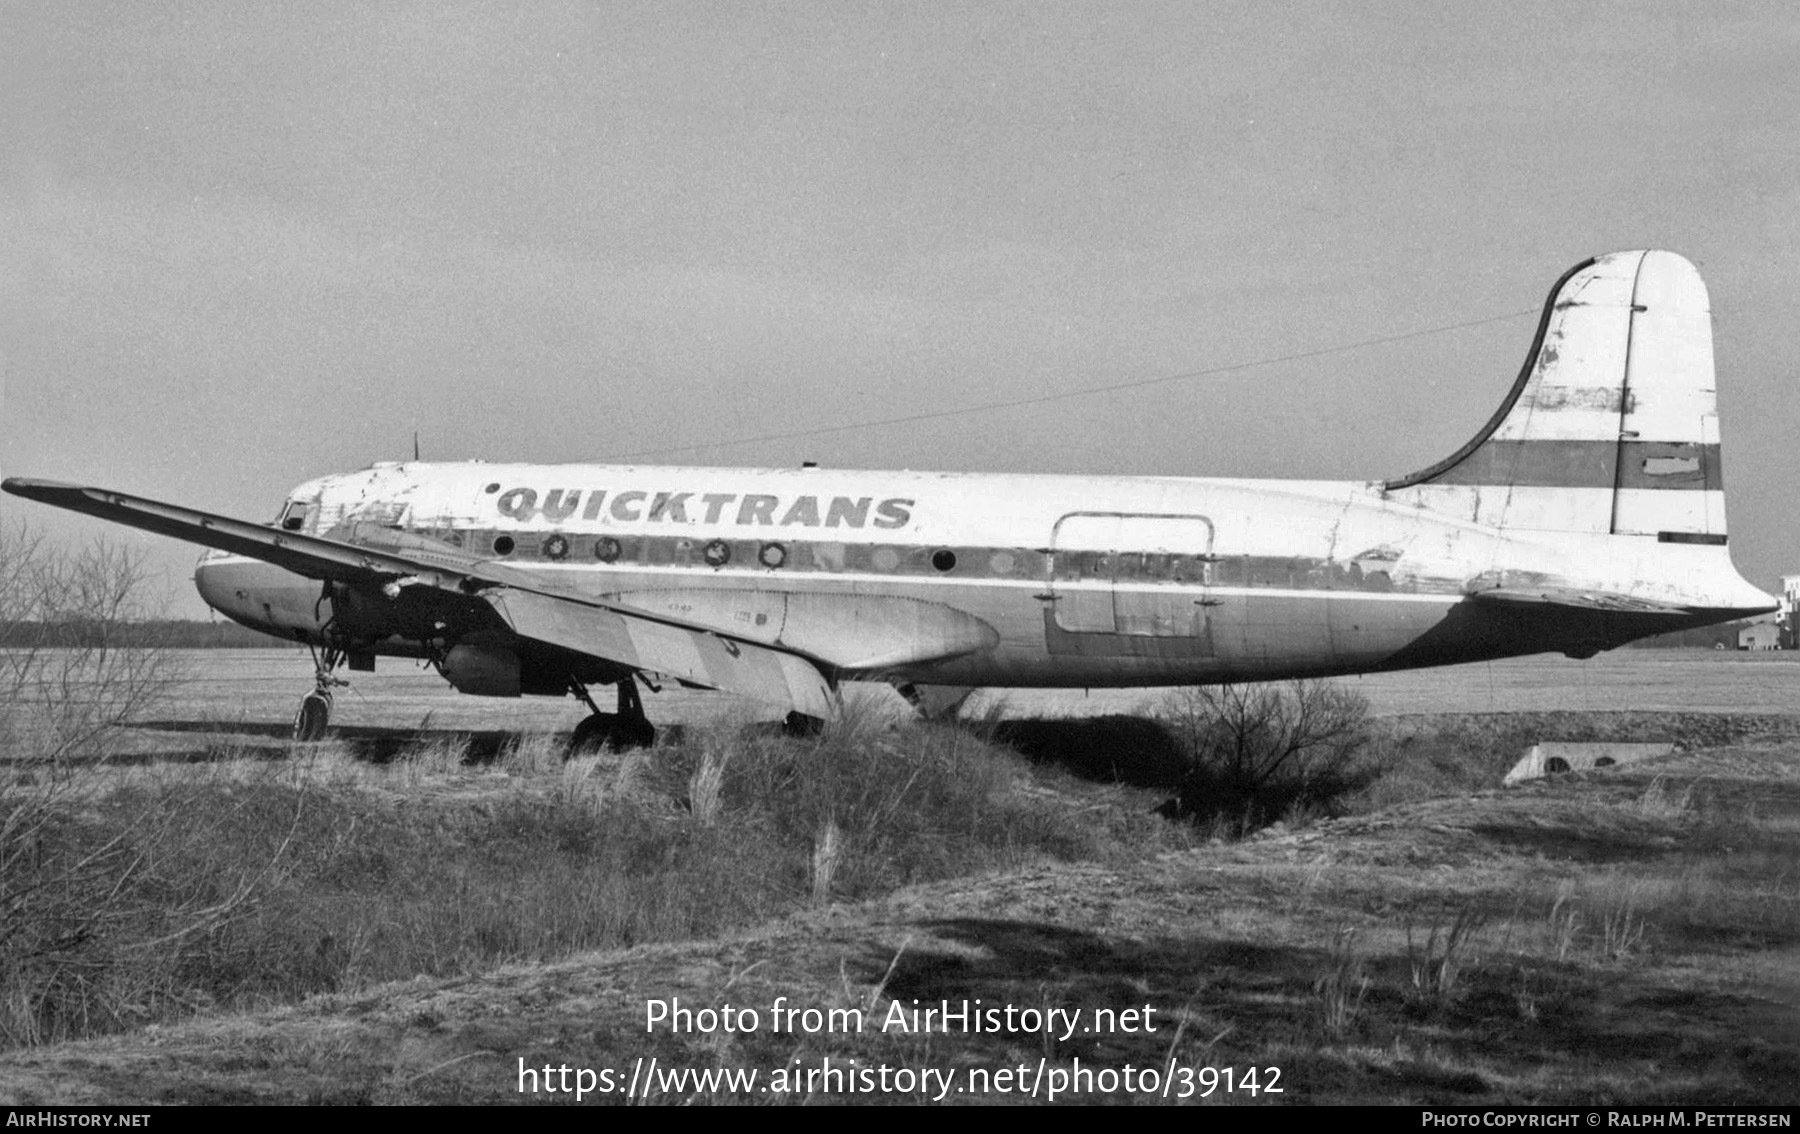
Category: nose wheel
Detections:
[
  {"x1": 567, "y1": 677, "x2": 657, "y2": 755},
  {"x1": 293, "y1": 645, "x2": 349, "y2": 742},
  {"x1": 294, "y1": 688, "x2": 333, "y2": 742}
]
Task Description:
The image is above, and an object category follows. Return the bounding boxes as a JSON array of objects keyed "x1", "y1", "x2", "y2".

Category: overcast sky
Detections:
[{"x1": 4, "y1": 2, "x2": 1797, "y2": 618}]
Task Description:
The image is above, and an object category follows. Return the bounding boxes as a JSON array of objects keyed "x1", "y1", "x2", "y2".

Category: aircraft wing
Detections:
[
  {"x1": 0, "y1": 478, "x2": 837, "y2": 717},
  {"x1": 483, "y1": 589, "x2": 833, "y2": 716},
  {"x1": 2, "y1": 479, "x2": 444, "y2": 585}
]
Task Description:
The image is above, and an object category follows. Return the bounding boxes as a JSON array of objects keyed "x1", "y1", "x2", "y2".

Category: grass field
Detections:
[
  {"x1": 1, "y1": 648, "x2": 1796, "y2": 1105},
  {"x1": 75, "y1": 647, "x2": 1800, "y2": 761}
]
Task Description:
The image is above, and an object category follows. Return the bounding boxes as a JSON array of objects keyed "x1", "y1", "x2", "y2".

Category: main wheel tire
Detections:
[
  {"x1": 619, "y1": 716, "x2": 656, "y2": 748},
  {"x1": 566, "y1": 713, "x2": 657, "y2": 757},
  {"x1": 567, "y1": 714, "x2": 612, "y2": 756},
  {"x1": 293, "y1": 691, "x2": 332, "y2": 742},
  {"x1": 781, "y1": 711, "x2": 825, "y2": 738}
]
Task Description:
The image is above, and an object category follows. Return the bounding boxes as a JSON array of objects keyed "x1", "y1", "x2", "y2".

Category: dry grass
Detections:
[
  {"x1": 1633, "y1": 773, "x2": 1694, "y2": 818},
  {"x1": 3, "y1": 652, "x2": 1798, "y2": 1104},
  {"x1": 0, "y1": 702, "x2": 1169, "y2": 1052},
  {"x1": 809, "y1": 819, "x2": 843, "y2": 906},
  {"x1": 1406, "y1": 907, "x2": 1488, "y2": 1005},
  {"x1": 1313, "y1": 925, "x2": 1371, "y2": 1040}
]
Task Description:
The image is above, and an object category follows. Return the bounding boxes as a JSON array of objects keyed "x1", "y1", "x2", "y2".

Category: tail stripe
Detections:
[{"x1": 1420, "y1": 439, "x2": 1719, "y2": 491}]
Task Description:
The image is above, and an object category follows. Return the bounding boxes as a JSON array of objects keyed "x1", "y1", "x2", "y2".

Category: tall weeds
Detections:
[
  {"x1": 1407, "y1": 907, "x2": 1488, "y2": 1005},
  {"x1": 2, "y1": 699, "x2": 1152, "y2": 1050},
  {"x1": 0, "y1": 764, "x2": 307, "y2": 1045},
  {"x1": 1313, "y1": 925, "x2": 1371, "y2": 1039}
]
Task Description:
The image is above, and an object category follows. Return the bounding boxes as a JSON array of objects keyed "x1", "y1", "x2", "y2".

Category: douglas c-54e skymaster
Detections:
[{"x1": 4, "y1": 251, "x2": 1777, "y2": 747}]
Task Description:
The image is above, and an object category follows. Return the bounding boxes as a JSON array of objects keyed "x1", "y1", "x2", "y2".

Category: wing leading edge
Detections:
[{"x1": 0, "y1": 477, "x2": 837, "y2": 717}]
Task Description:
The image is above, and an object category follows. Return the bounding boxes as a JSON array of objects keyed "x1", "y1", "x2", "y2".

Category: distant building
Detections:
[
  {"x1": 1626, "y1": 620, "x2": 1747, "y2": 649},
  {"x1": 1739, "y1": 621, "x2": 1781, "y2": 650}
]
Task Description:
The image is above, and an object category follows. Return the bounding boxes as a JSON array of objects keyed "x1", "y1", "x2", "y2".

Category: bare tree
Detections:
[
  {"x1": 0, "y1": 526, "x2": 241, "y2": 1047},
  {"x1": 0, "y1": 526, "x2": 180, "y2": 765},
  {"x1": 1160, "y1": 680, "x2": 1373, "y2": 832}
]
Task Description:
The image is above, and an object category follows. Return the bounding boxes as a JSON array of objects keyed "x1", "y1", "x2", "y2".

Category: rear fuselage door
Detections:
[{"x1": 1049, "y1": 513, "x2": 1216, "y2": 644}]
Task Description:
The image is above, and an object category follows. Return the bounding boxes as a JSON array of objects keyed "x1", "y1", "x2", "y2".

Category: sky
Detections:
[{"x1": 3, "y1": 2, "x2": 1797, "y2": 619}]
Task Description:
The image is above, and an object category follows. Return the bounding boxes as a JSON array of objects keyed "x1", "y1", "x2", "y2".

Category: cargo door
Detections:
[{"x1": 1048, "y1": 513, "x2": 1216, "y2": 656}]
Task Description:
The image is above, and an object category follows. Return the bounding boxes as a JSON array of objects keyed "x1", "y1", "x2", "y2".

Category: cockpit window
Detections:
[{"x1": 277, "y1": 501, "x2": 315, "y2": 532}]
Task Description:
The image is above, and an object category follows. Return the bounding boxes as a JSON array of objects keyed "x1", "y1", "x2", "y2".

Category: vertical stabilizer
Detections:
[{"x1": 1385, "y1": 250, "x2": 1724, "y2": 543}]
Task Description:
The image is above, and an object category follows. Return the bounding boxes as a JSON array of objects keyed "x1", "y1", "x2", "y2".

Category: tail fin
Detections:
[{"x1": 1384, "y1": 250, "x2": 1724, "y2": 543}]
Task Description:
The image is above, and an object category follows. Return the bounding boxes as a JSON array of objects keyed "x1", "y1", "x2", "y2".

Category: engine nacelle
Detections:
[{"x1": 440, "y1": 643, "x2": 521, "y2": 697}]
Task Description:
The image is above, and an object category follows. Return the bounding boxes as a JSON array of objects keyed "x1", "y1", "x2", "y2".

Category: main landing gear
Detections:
[
  {"x1": 293, "y1": 645, "x2": 349, "y2": 742},
  {"x1": 567, "y1": 677, "x2": 658, "y2": 755},
  {"x1": 781, "y1": 711, "x2": 826, "y2": 737},
  {"x1": 892, "y1": 682, "x2": 976, "y2": 721}
]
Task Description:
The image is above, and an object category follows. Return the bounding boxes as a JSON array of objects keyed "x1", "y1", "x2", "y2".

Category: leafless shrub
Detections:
[
  {"x1": 0, "y1": 528, "x2": 311, "y2": 1048},
  {"x1": 0, "y1": 526, "x2": 181, "y2": 763},
  {"x1": 1160, "y1": 680, "x2": 1373, "y2": 833}
]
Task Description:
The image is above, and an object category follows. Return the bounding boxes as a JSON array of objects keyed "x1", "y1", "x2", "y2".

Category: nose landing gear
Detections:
[
  {"x1": 293, "y1": 646, "x2": 349, "y2": 742},
  {"x1": 567, "y1": 676, "x2": 657, "y2": 755}
]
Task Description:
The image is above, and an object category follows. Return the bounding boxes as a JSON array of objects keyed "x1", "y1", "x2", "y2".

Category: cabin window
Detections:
[{"x1": 277, "y1": 501, "x2": 314, "y2": 532}]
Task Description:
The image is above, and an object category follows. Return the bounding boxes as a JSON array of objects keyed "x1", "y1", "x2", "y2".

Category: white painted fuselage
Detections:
[{"x1": 195, "y1": 455, "x2": 1771, "y2": 691}]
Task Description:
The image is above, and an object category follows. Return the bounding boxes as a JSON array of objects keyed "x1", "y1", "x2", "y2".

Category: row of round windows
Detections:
[{"x1": 487, "y1": 534, "x2": 965, "y2": 573}]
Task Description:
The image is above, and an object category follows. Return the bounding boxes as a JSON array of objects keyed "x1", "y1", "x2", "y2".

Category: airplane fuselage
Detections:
[
  {"x1": 13, "y1": 251, "x2": 1776, "y2": 731},
  {"x1": 193, "y1": 458, "x2": 1766, "y2": 695}
]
